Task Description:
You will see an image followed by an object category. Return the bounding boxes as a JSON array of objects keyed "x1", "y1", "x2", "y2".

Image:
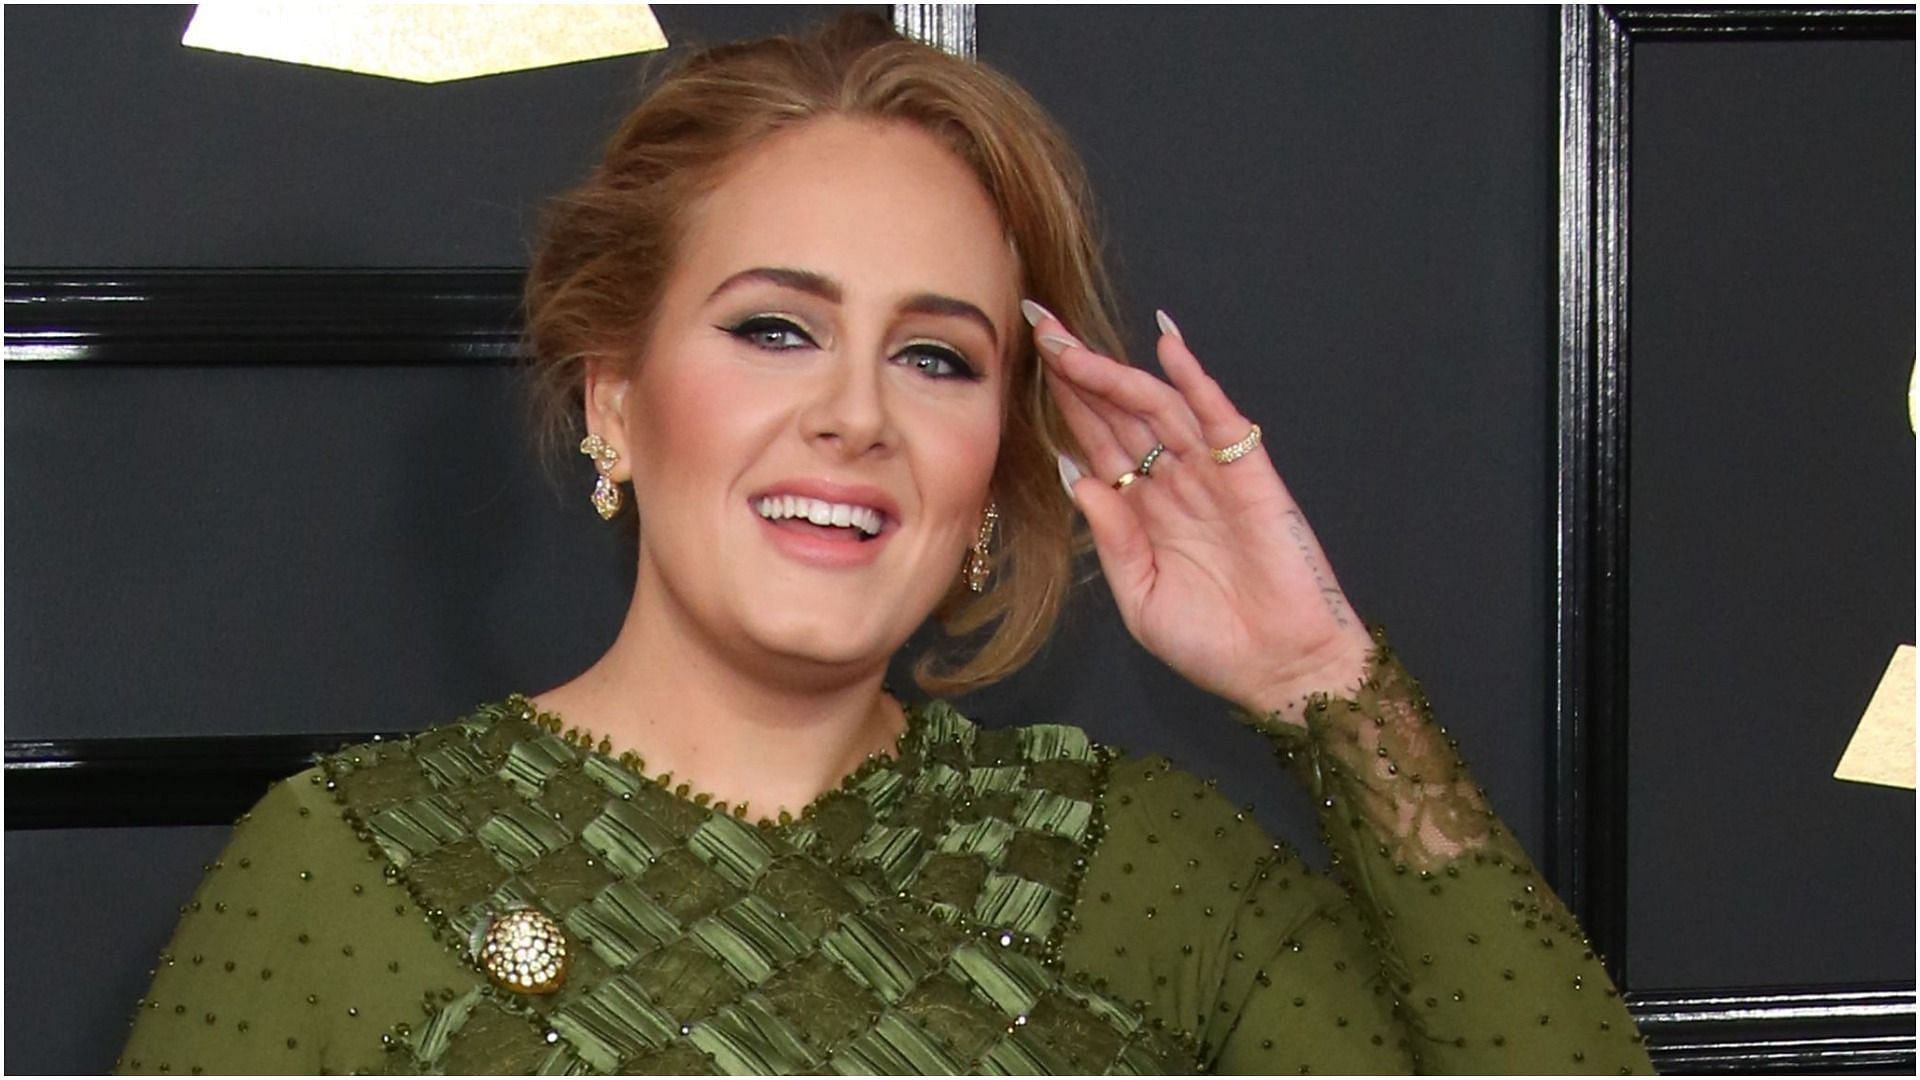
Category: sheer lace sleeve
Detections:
[
  {"x1": 1218, "y1": 625, "x2": 1655, "y2": 1073},
  {"x1": 1244, "y1": 624, "x2": 1498, "y2": 870}
]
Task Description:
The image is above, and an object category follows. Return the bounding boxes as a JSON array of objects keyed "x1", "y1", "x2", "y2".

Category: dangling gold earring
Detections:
[
  {"x1": 965, "y1": 501, "x2": 999, "y2": 593},
  {"x1": 578, "y1": 434, "x2": 622, "y2": 520}
]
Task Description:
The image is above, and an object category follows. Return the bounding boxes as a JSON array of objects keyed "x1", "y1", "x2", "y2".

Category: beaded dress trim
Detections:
[
  {"x1": 505, "y1": 695, "x2": 925, "y2": 829},
  {"x1": 319, "y1": 697, "x2": 1198, "y2": 1074}
]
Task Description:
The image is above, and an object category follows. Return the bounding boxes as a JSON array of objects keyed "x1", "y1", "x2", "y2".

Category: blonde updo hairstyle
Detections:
[{"x1": 524, "y1": 12, "x2": 1127, "y2": 695}]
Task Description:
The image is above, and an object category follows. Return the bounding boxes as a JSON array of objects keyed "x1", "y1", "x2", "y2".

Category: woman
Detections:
[{"x1": 118, "y1": 14, "x2": 1653, "y2": 1075}]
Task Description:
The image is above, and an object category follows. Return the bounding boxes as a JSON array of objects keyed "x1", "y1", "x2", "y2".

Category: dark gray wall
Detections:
[
  {"x1": 4, "y1": 827, "x2": 233, "y2": 1075},
  {"x1": 3, "y1": 4, "x2": 868, "y2": 267},
  {"x1": 1626, "y1": 38, "x2": 1916, "y2": 989},
  {"x1": 975, "y1": 0, "x2": 1562, "y2": 869}
]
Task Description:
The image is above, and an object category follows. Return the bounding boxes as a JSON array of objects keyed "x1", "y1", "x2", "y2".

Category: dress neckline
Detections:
[{"x1": 496, "y1": 692, "x2": 934, "y2": 831}]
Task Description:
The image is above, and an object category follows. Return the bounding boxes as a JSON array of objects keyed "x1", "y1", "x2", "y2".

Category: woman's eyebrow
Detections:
[
  {"x1": 707, "y1": 266, "x2": 999, "y2": 349},
  {"x1": 708, "y1": 266, "x2": 841, "y2": 304},
  {"x1": 899, "y1": 292, "x2": 999, "y2": 351}
]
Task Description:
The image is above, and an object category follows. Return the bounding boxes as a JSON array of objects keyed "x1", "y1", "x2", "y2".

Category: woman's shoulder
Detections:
[
  {"x1": 1091, "y1": 747, "x2": 1305, "y2": 875},
  {"x1": 297, "y1": 694, "x2": 551, "y2": 801},
  {"x1": 120, "y1": 740, "x2": 484, "y2": 1074},
  {"x1": 921, "y1": 701, "x2": 1298, "y2": 868},
  {"x1": 212, "y1": 695, "x2": 548, "y2": 876}
]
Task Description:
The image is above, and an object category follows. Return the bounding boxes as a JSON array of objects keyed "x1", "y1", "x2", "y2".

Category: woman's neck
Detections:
[{"x1": 531, "y1": 568, "x2": 907, "y2": 821}]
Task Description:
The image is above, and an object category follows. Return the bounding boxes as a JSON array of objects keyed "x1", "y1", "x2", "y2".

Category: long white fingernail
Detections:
[
  {"x1": 1020, "y1": 299, "x2": 1055, "y2": 327},
  {"x1": 1056, "y1": 453, "x2": 1085, "y2": 502},
  {"x1": 1037, "y1": 333, "x2": 1077, "y2": 358},
  {"x1": 1155, "y1": 308, "x2": 1183, "y2": 339}
]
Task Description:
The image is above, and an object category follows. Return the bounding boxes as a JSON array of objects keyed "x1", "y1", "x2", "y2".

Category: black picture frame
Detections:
[{"x1": 1555, "y1": 4, "x2": 1916, "y2": 1071}]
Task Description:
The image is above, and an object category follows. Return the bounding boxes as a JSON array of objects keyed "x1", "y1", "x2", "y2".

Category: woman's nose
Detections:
[{"x1": 801, "y1": 350, "x2": 895, "y2": 456}]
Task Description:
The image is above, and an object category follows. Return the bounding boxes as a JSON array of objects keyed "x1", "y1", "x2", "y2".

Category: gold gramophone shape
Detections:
[
  {"x1": 182, "y1": 4, "x2": 668, "y2": 83},
  {"x1": 1836, "y1": 645, "x2": 1914, "y2": 790},
  {"x1": 1831, "y1": 353, "x2": 1916, "y2": 791}
]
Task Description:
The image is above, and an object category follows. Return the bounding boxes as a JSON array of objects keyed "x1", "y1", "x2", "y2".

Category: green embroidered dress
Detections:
[{"x1": 117, "y1": 629, "x2": 1654, "y2": 1074}]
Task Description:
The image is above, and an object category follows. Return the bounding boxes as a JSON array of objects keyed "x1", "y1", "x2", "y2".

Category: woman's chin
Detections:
[{"x1": 735, "y1": 609, "x2": 902, "y2": 674}]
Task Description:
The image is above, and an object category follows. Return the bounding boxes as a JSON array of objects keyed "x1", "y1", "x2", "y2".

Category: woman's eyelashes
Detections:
[
  {"x1": 897, "y1": 340, "x2": 980, "y2": 382},
  {"x1": 719, "y1": 314, "x2": 981, "y2": 382},
  {"x1": 724, "y1": 313, "x2": 813, "y2": 351}
]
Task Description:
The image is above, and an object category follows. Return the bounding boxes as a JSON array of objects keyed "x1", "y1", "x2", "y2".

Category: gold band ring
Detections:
[
  {"x1": 1111, "y1": 470, "x2": 1139, "y2": 490},
  {"x1": 1210, "y1": 423, "x2": 1262, "y2": 465}
]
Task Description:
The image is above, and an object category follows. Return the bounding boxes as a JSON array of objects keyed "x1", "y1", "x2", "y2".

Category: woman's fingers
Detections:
[
  {"x1": 1022, "y1": 302, "x2": 1207, "y2": 460},
  {"x1": 1026, "y1": 302, "x2": 1268, "y2": 501},
  {"x1": 1057, "y1": 370, "x2": 1163, "y2": 471},
  {"x1": 1044, "y1": 367, "x2": 1137, "y2": 481},
  {"x1": 1074, "y1": 459, "x2": 1156, "y2": 603},
  {"x1": 1151, "y1": 311, "x2": 1258, "y2": 447},
  {"x1": 1040, "y1": 339, "x2": 1209, "y2": 459}
]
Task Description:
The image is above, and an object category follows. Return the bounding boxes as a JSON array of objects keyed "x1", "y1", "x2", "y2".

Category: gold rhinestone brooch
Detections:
[{"x1": 476, "y1": 908, "x2": 569, "y2": 994}]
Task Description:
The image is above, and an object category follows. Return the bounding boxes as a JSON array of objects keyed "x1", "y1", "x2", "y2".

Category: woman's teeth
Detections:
[{"x1": 754, "y1": 495, "x2": 885, "y2": 538}]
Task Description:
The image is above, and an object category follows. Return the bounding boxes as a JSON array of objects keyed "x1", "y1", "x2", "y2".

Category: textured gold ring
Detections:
[
  {"x1": 1210, "y1": 423, "x2": 1262, "y2": 465},
  {"x1": 1111, "y1": 470, "x2": 1139, "y2": 491},
  {"x1": 1136, "y1": 443, "x2": 1166, "y2": 477}
]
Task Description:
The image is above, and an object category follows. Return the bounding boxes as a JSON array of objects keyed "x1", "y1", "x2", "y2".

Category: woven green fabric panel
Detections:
[{"x1": 321, "y1": 699, "x2": 1195, "y2": 1075}]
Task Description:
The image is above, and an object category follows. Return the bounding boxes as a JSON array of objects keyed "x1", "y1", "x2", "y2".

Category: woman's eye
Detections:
[
  {"x1": 897, "y1": 343, "x2": 980, "y2": 382},
  {"x1": 724, "y1": 315, "x2": 814, "y2": 350}
]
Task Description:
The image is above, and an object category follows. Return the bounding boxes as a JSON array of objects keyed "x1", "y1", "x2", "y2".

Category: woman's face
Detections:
[{"x1": 588, "y1": 116, "x2": 1017, "y2": 684}]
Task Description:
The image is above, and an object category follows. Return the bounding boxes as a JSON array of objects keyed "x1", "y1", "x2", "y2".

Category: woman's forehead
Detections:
[{"x1": 678, "y1": 117, "x2": 1021, "y2": 310}]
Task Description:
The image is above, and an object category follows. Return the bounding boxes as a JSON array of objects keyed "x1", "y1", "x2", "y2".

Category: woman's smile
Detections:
[{"x1": 747, "y1": 478, "x2": 902, "y2": 569}]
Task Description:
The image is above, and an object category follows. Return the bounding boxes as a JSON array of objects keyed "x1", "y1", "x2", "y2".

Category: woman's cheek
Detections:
[{"x1": 640, "y1": 361, "x2": 766, "y2": 466}]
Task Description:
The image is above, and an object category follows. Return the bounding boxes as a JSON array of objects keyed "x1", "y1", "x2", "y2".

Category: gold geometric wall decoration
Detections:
[
  {"x1": 182, "y1": 4, "x2": 667, "y2": 84},
  {"x1": 1834, "y1": 643, "x2": 1915, "y2": 790}
]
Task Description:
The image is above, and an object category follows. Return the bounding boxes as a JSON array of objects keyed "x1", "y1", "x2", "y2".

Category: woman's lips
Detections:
[
  {"x1": 754, "y1": 508, "x2": 891, "y2": 568},
  {"x1": 747, "y1": 481, "x2": 901, "y2": 527}
]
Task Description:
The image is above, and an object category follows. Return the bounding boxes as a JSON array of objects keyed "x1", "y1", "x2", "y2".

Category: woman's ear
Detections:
[{"x1": 582, "y1": 354, "x2": 634, "y2": 481}]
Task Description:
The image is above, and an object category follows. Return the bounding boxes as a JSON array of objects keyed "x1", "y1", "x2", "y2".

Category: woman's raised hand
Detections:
[{"x1": 1025, "y1": 301, "x2": 1377, "y2": 725}]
